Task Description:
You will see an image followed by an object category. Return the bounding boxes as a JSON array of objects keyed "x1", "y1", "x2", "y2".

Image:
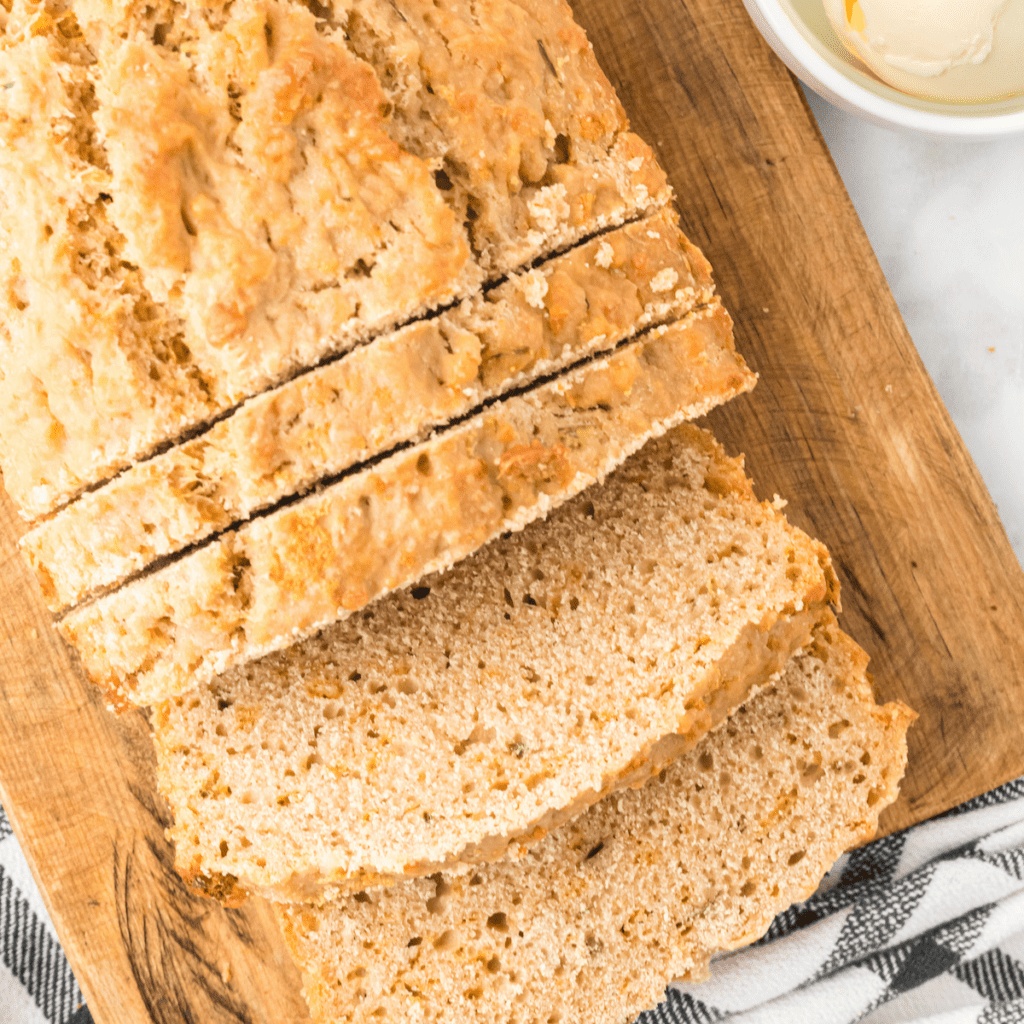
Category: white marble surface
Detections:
[{"x1": 802, "y1": 86, "x2": 1024, "y2": 567}]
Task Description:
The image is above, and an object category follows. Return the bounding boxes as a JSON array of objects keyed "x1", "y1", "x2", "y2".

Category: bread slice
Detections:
[
  {"x1": 276, "y1": 622, "x2": 913, "y2": 1024},
  {"x1": 61, "y1": 315, "x2": 757, "y2": 707},
  {"x1": 24, "y1": 209, "x2": 715, "y2": 612},
  {"x1": 0, "y1": 0, "x2": 670, "y2": 520},
  {"x1": 151, "y1": 422, "x2": 837, "y2": 903}
]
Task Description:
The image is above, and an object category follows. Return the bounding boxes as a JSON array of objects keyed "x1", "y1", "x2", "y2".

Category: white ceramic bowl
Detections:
[{"x1": 741, "y1": 0, "x2": 1024, "y2": 139}]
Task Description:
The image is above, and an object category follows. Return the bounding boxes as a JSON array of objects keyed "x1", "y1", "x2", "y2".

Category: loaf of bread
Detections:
[
  {"x1": 62, "y1": 315, "x2": 756, "y2": 707},
  {"x1": 0, "y1": 0, "x2": 669, "y2": 520},
  {"x1": 152, "y1": 423, "x2": 836, "y2": 903},
  {"x1": 277, "y1": 621, "x2": 913, "y2": 1024},
  {"x1": 2, "y1": 8, "x2": 915, "y2": 1024},
  {"x1": 24, "y1": 209, "x2": 715, "y2": 611}
]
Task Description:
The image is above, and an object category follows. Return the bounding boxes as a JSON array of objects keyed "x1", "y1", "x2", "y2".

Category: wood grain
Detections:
[
  {"x1": 1, "y1": 0, "x2": 1022, "y2": 1020},
  {"x1": 0, "y1": 493, "x2": 310, "y2": 1024},
  {"x1": 566, "y1": 0, "x2": 1024, "y2": 833}
]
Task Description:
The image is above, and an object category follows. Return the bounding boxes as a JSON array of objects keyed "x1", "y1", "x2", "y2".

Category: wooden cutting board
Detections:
[{"x1": 2, "y1": 0, "x2": 1023, "y2": 1020}]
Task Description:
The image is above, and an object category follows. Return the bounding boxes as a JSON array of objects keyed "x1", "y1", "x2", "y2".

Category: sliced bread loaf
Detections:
[
  {"x1": 152, "y1": 422, "x2": 836, "y2": 903},
  {"x1": 62, "y1": 313, "x2": 756, "y2": 707},
  {"x1": 0, "y1": 0, "x2": 669, "y2": 520},
  {"x1": 276, "y1": 621, "x2": 913, "y2": 1024},
  {"x1": 24, "y1": 209, "x2": 715, "y2": 612}
]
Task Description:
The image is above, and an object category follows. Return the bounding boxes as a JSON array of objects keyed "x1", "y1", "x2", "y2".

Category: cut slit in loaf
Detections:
[
  {"x1": 61, "y1": 312, "x2": 757, "y2": 708},
  {"x1": 152, "y1": 423, "x2": 837, "y2": 904},
  {"x1": 23, "y1": 208, "x2": 715, "y2": 612},
  {"x1": 276, "y1": 621, "x2": 914, "y2": 1024},
  {"x1": 0, "y1": 0, "x2": 670, "y2": 521}
]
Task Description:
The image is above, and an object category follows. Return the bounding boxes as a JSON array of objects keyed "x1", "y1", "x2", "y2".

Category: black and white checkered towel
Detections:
[
  {"x1": 0, "y1": 806, "x2": 86, "y2": 1024},
  {"x1": 3, "y1": 779, "x2": 1024, "y2": 1024},
  {"x1": 651, "y1": 777, "x2": 1024, "y2": 1024}
]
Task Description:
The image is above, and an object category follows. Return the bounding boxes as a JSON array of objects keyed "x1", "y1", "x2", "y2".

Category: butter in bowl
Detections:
[
  {"x1": 742, "y1": 0, "x2": 1024, "y2": 137},
  {"x1": 823, "y1": 0, "x2": 1024, "y2": 103}
]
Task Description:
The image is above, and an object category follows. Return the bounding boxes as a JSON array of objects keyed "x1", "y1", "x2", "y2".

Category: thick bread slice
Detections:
[
  {"x1": 25, "y1": 210, "x2": 715, "y2": 611},
  {"x1": 152, "y1": 422, "x2": 837, "y2": 903},
  {"x1": 0, "y1": 0, "x2": 669, "y2": 520},
  {"x1": 61, "y1": 318, "x2": 757, "y2": 707},
  {"x1": 276, "y1": 623, "x2": 914, "y2": 1024}
]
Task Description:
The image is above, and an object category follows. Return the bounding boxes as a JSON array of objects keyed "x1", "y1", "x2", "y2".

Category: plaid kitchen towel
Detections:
[
  {"x1": 656, "y1": 777, "x2": 1024, "y2": 1024},
  {"x1": 0, "y1": 805, "x2": 87, "y2": 1024},
  {"x1": 2, "y1": 781, "x2": 1023, "y2": 1024}
]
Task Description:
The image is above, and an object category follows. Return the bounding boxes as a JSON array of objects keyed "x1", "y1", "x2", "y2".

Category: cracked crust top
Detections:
[
  {"x1": 22, "y1": 209, "x2": 715, "y2": 612},
  {"x1": 60, "y1": 315, "x2": 756, "y2": 707},
  {"x1": 0, "y1": 0, "x2": 670, "y2": 519}
]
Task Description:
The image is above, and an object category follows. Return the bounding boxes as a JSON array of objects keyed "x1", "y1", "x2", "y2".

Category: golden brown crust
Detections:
[
  {"x1": 23, "y1": 210, "x2": 715, "y2": 612},
  {"x1": 0, "y1": 0, "x2": 670, "y2": 520},
  {"x1": 181, "y1": 869, "x2": 251, "y2": 909},
  {"x1": 61, "y1": 312, "x2": 755, "y2": 706}
]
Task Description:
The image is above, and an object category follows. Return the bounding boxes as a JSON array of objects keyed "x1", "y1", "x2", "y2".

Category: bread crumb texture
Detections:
[
  {"x1": 275, "y1": 623, "x2": 913, "y2": 1024},
  {"x1": 61, "y1": 319, "x2": 757, "y2": 707},
  {"x1": 0, "y1": 0, "x2": 670, "y2": 519},
  {"x1": 152, "y1": 422, "x2": 838, "y2": 900},
  {"x1": 23, "y1": 209, "x2": 715, "y2": 611}
]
